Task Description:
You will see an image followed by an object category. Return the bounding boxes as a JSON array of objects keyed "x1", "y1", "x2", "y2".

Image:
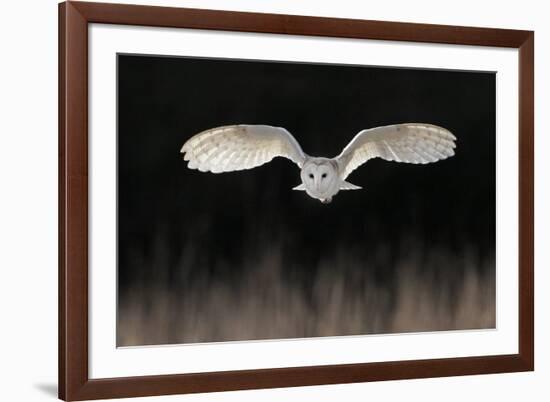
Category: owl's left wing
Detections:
[
  {"x1": 335, "y1": 123, "x2": 456, "y2": 180},
  {"x1": 181, "y1": 125, "x2": 307, "y2": 173}
]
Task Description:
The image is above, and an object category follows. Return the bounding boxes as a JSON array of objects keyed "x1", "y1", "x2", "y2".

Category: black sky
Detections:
[{"x1": 117, "y1": 54, "x2": 495, "y2": 292}]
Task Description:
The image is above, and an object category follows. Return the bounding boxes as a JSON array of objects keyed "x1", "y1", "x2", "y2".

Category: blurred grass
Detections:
[{"x1": 117, "y1": 242, "x2": 495, "y2": 346}]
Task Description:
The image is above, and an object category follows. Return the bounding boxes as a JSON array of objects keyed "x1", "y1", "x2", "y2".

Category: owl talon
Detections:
[{"x1": 321, "y1": 197, "x2": 332, "y2": 204}]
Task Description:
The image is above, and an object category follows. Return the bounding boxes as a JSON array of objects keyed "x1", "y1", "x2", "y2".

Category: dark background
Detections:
[{"x1": 117, "y1": 54, "x2": 495, "y2": 345}]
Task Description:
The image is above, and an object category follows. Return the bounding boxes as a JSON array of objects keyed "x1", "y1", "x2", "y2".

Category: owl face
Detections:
[{"x1": 300, "y1": 158, "x2": 340, "y2": 203}]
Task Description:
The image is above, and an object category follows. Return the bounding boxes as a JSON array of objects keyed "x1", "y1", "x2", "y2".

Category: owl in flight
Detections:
[{"x1": 181, "y1": 124, "x2": 456, "y2": 203}]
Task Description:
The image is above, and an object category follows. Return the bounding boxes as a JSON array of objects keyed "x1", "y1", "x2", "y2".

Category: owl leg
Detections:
[{"x1": 340, "y1": 181, "x2": 362, "y2": 190}]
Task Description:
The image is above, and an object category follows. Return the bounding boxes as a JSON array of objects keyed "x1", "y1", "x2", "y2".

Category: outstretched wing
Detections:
[
  {"x1": 335, "y1": 123, "x2": 456, "y2": 179},
  {"x1": 181, "y1": 125, "x2": 307, "y2": 173}
]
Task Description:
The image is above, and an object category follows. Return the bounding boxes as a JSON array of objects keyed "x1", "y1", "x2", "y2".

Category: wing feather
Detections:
[
  {"x1": 181, "y1": 125, "x2": 306, "y2": 173},
  {"x1": 336, "y1": 123, "x2": 456, "y2": 179}
]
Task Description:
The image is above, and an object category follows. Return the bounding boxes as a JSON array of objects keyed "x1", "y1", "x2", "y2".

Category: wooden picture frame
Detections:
[{"x1": 59, "y1": 1, "x2": 534, "y2": 400}]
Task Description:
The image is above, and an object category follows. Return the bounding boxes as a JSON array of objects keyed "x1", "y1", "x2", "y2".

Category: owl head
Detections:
[{"x1": 295, "y1": 158, "x2": 341, "y2": 203}]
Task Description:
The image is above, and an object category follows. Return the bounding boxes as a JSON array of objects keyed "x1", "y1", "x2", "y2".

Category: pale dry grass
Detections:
[{"x1": 118, "y1": 243, "x2": 495, "y2": 346}]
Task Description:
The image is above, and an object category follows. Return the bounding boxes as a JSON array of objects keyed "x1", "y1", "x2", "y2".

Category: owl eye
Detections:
[
  {"x1": 309, "y1": 173, "x2": 314, "y2": 179},
  {"x1": 321, "y1": 173, "x2": 327, "y2": 179}
]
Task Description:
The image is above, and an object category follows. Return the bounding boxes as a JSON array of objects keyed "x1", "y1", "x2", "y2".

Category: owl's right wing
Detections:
[
  {"x1": 181, "y1": 125, "x2": 307, "y2": 173},
  {"x1": 335, "y1": 123, "x2": 456, "y2": 180}
]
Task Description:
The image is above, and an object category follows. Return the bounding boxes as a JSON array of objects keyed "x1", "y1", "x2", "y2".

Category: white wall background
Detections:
[{"x1": 0, "y1": 0, "x2": 546, "y2": 401}]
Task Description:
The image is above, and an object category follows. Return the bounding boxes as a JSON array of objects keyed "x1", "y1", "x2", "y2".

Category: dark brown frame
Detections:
[{"x1": 59, "y1": 1, "x2": 534, "y2": 400}]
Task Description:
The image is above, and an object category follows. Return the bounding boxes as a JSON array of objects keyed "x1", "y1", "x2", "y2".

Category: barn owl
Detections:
[{"x1": 180, "y1": 124, "x2": 456, "y2": 203}]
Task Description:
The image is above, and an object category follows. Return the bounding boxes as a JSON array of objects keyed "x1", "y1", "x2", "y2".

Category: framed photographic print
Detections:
[{"x1": 59, "y1": 1, "x2": 534, "y2": 400}]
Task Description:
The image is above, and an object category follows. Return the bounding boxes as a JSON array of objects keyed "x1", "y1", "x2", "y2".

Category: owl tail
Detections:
[{"x1": 340, "y1": 181, "x2": 362, "y2": 190}]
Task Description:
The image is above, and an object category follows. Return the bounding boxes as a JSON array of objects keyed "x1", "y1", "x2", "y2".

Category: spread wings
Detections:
[
  {"x1": 336, "y1": 123, "x2": 456, "y2": 179},
  {"x1": 181, "y1": 125, "x2": 307, "y2": 173}
]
